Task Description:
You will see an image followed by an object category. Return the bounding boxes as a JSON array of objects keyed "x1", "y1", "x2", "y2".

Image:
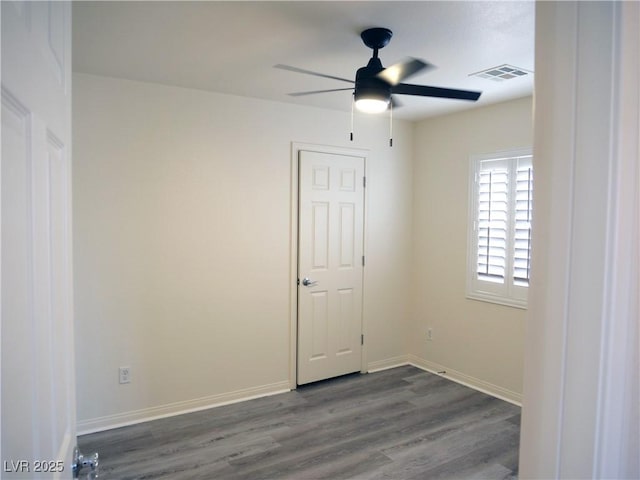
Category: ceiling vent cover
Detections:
[{"x1": 470, "y1": 64, "x2": 531, "y2": 81}]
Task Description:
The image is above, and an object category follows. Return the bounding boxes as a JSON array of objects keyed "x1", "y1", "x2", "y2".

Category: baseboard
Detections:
[
  {"x1": 78, "y1": 359, "x2": 521, "y2": 435},
  {"x1": 407, "y1": 354, "x2": 522, "y2": 406},
  {"x1": 367, "y1": 355, "x2": 410, "y2": 373},
  {"x1": 77, "y1": 380, "x2": 291, "y2": 435}
]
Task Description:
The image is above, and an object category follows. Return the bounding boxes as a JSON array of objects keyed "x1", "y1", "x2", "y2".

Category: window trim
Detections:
[{"x1": 466, "y1": 147, "x2": 532, "y2": 309}]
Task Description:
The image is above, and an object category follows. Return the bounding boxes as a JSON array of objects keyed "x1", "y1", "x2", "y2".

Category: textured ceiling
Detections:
[{"x1": 72, "y1": 1, "x2": 534, "y2": 121}]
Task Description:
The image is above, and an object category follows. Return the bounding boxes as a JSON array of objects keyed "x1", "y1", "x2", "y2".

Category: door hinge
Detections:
[
  {"x1": 362, "y1": 255, "x2": 365, "y2": 267},
  {"x1": 363, "y1": 176, "x2": 366, "y2": 188},
  {"x1": 361, "y1": 334, "x2": 364, "y2": 345}
]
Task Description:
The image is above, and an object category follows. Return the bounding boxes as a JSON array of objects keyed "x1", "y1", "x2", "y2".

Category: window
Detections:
[{"x1": 467, "y1": 148, "x2": 533, "y2": 308}]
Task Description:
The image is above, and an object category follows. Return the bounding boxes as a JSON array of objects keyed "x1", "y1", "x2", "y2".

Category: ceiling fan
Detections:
[{"x1": 276, "y1": 27, "x2": 482, "y2": 114}]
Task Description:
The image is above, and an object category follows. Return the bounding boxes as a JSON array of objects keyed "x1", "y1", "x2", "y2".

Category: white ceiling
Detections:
[{"x1": 72, "y1": 1, "x2": 534, "y2": 121}]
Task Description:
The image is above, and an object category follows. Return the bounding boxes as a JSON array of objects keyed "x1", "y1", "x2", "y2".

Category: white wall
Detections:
[
  {"x1": 73, "y1": 73, "x2": 414, "y2": 431},
  {"x1": 410, "y1": 97, "x2": 533, "y2": 402}
]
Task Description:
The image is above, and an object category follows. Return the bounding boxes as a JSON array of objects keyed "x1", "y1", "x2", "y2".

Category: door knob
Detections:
[{"x1": 302, "y1": 277, "x2": 318, "y2": 287}]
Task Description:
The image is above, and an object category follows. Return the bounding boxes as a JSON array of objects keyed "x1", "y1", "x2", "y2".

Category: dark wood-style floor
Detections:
[{"x1": 79, "y1": 365, "x2": 521, "y2": 479}]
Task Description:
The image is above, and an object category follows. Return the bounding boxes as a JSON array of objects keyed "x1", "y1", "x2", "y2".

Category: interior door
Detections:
[
  {"x1": 1, "y1": 2, "x2": 77, "y2": 478},
  {"x1": 297, "y1": 150, "x2": 365, "y2": 385}
]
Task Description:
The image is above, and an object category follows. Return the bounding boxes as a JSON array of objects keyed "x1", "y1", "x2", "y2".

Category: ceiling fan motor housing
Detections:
[{"x1": 354, "y1": 58, "x2": 392, "y2": 105}]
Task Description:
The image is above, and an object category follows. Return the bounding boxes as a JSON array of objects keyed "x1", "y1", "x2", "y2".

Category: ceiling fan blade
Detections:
[
  {"x1": 392, "y1": 83, "x2": 482, "y2": 101},
  {"x1": 288, "y1": 88, "x2": 354, "y2": 97},
  {"x1": 274, "y1": 64, "x2": 354, "y2": 84},
  {"x1": 377, "y1": 58, "x2": 433, "y2": 85}
]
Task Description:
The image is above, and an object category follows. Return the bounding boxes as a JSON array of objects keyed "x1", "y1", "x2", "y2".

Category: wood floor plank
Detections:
[{"x1": 78, "y1": 366, "x2": 520, "y2": 479}]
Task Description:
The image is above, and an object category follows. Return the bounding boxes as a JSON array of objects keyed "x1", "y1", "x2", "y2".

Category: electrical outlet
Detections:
[
  {"x1": 119, "y1": 366, "x2": 131, "y2": 384},
  {"x1": 427, "y1": 328, "x2": 433, "y2": 341}
]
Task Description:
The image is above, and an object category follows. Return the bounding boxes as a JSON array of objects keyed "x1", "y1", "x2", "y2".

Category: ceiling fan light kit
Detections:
[
  {"x1": 277, "y1": 27, "x2": 482, "y2": 144},
  {"x1": 354, "y1": 97, "x2": 389, "y2": 114}
]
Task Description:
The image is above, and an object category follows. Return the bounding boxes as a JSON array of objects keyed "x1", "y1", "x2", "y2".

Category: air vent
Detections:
[{"x1": 470, "y1": 64, "x2": 531, "y2": 81}]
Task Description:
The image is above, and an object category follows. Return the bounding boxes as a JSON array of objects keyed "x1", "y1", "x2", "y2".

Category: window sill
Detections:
[{"x1": 466, "y1": 292, "x2": 528, "y2": 310}]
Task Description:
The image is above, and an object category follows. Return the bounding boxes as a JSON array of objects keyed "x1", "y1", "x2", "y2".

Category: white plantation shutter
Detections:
[
  {"x1": 513, "y1": 159, "x2": 533, "y2": 285},
  {"x1": 477, "y1": 163, "x2": 509, "y2": 283},
  {"x1": 468, "y1": 150, "x2": 533, "y2": 308}
]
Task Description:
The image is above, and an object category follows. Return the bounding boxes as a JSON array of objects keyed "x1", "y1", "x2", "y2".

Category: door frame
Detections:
[{"x1": 289, "y1": 142, "x2": 370, "y2": 389}]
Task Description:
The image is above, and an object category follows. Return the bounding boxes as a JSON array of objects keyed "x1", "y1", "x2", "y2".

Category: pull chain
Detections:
[
  {"x1": 389, "y1": 100, "x2": 393, "y2": 147},
  {"x1": 350, "y1": 93, "x2": 355, "y2": 141}
]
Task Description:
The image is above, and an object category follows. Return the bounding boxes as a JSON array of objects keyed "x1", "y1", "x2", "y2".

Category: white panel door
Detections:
[
  {"x1": 1, "y1": 2, "x2": 77, "y2": 478},
  {"x1": 297, "y1": 150, "x2": 365, "y2": 385}
]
